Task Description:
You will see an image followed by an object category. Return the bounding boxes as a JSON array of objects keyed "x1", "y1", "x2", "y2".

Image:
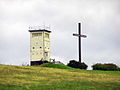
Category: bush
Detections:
[
  {"x1": 118, "y1": 68, "x2": 120, "y2": 71},
  {"x1": 92, "y1": 63, "x2": 120, "y2": 71},
  {"x1": 40, "y1": 63, "x2": 76, "y2": 70},
  {"x1": 67, "y1": 60, "x2": 88, "y2": 70}
]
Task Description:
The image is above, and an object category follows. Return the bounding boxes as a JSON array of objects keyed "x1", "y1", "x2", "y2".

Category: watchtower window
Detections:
[
  {"x1": 45, "y1": 52, "x2": 48, "y2": 57},
  {"x1": 45, "y1": 33, "x2": 49, "y2": 38},
  {"x1": 32, "y1": 33, "x2": 42, "y2": 37}
]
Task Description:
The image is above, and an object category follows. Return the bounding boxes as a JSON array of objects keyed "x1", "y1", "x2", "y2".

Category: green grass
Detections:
[
  {"x1": 0, "y1": 64, "x2": 120, "y2": 90},
  {"x1": 40, "y1": 63, "x2": 77, "y2": 70}
]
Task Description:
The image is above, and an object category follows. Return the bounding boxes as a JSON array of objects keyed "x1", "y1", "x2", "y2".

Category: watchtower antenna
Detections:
[{"x1": 29, "y1": 25, "x2": 50, "y2": 30}]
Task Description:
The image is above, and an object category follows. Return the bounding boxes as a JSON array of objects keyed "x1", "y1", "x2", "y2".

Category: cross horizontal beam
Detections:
[{"x1": 73, "y1": 33, "x2": 87, "y2": 38}]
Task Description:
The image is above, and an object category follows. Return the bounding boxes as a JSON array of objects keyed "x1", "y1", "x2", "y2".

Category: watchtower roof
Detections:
[
  {"x1": 28, "y1": 26, "x2": 51, "y2": 33},
  {"x1": 29, "y1": 29, "x2": 51, "y2": 33}
]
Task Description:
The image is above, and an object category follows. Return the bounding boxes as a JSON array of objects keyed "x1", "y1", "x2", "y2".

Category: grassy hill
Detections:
[{"x1": 0, "y1": 64, "x2": 120, "y2": 90}]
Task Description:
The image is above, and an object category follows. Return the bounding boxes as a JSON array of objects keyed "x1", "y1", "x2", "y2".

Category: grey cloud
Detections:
[{"x1": 0, "y1": 0, "x2": 120, "y2": 69}]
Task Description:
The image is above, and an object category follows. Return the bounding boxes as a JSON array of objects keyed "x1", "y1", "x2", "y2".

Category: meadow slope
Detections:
[{"x1": 0, "y1": 65, "x2": 120, "y2": 90}]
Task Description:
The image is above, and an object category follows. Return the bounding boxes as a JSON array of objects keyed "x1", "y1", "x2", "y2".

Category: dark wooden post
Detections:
[{"x1": 78, "y1": 23, "x2": 81, "y2": 63}]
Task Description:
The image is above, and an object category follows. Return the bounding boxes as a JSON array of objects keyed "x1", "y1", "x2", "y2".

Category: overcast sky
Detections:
[{"x1": 0, "y1": 0, "x2": 120, "y2": 69}]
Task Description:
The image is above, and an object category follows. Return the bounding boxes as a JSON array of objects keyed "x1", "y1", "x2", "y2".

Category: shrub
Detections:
[
  {"x1": 118, "y1": 68, "x2": 120, "y2": 71},
  {"x1": 67, "y1": 60, "x2": 88, "y2": 70},
  {"x1": 67, "y1": 60, "x2": 79, "y2": 68},
  {"x1": 40, "y1": 63, "x2": 76, "y2": 70},
  {"x1": 79, "y1": 62, "x2": 88, "y2": 69},
  {"x1": 92, "y1": 63, "x2": 120, "y2": 71}
]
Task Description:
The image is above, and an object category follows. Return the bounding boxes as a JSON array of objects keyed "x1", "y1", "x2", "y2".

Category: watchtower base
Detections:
[{"x1": 31, "y1": 61, "x2": 48, "y2": 66}]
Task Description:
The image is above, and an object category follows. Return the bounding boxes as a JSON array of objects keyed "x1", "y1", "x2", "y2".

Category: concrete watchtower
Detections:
[{"x1": 29, "y1": 26, "x2": 51, "y2": 65}]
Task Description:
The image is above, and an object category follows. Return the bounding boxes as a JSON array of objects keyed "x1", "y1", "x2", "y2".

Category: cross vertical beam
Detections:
[{"x1": 78, "y1": 23, "x2": 81, "y2": 63}]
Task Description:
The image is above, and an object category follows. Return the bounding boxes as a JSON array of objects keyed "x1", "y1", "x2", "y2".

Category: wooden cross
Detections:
[{"x1": 73, "y1": 23, "x2": 87, "y2": 63}]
